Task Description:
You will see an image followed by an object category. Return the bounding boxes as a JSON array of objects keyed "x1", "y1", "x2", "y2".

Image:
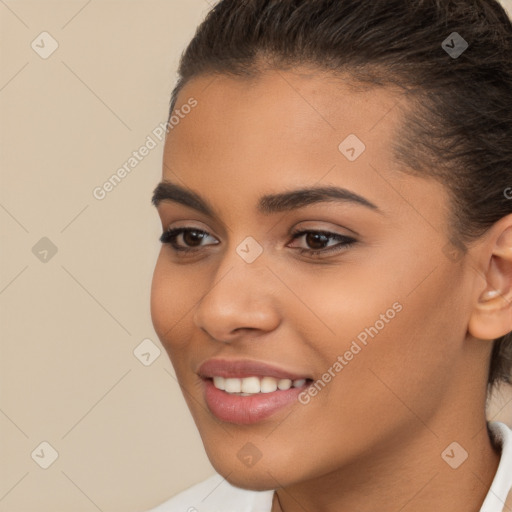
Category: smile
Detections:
[
  {"x1": 197, "y1": 358, "x2": 313, "y2": 424},
  {"x1": 202, "y1": 378, "x2": 312, "y2": 425},
  {"x1": 212, "y1": 376, "x2": 307, "y2": 395}
]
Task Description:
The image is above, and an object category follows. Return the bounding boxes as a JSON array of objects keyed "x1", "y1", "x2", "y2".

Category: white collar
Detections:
[{"x1": 479, "y1": 421, "x2": 512, "y2": 512}]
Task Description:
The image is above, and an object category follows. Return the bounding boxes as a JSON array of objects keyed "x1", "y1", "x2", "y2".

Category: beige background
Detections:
[{"x1": 1, "y1": 1, "x2": 512, "y2": 511}]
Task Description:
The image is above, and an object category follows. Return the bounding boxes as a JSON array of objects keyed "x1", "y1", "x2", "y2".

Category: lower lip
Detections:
[{"x1": 203, "y1": 379, "x2": 308, "y2": 425}]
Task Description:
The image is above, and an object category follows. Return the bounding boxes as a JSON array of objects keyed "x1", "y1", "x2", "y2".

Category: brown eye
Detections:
[
  {"x1": 182, "y1": 230, "x2": 207, "y2": 247},
  {"x1": 304, "y1": 232, "x2": 330, "y2": 250},
  {"x1": 159, "y1": 228, "x2": 218, "y2": 251},
  {"x1": 289, "y1": 230, "x2": 357, "y2": 258}
]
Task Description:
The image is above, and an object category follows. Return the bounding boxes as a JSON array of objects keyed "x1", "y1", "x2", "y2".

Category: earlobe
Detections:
[
  {"x1": 469, "y1": 280, "x2": 512, "y2": 340},
  {"x1": 468, "y1": 220, "x2": 512, "y2": 340},
  {"x1": 480, "y1": 289, "x2": 502, "y2": 301}
]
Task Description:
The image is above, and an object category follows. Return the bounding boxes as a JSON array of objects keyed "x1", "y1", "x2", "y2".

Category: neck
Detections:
[{"x1": 271, "y1": 416, "x2": 501, "y2": 512}]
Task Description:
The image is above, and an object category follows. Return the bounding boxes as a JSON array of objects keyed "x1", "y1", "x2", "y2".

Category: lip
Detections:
[
  {"x1": 197, "y1": 358, "x2": 311, "y2": 380},
  {"x1": 202, "y1": 379, "x2": 309, "y2": 425},
  {"x1": 197, "y1": 358, "x2": 312, "y2": 425}
]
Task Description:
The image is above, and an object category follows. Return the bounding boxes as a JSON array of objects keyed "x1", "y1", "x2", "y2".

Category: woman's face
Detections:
[{"x1": 150, "y1": 69, "x2": 488, "y2": 489}]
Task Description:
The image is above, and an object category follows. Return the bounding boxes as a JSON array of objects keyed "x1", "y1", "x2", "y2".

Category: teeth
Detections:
[
  {"x1": 260, "y1": 376, "x2": 278, "y2": 393},
  {"x1": 224, "y1": 378, "x2": 242, "y2": 393},
  {"x1": 213, "y1": 376, "x2": 225, "y2": 391},
  {"x1": 277, "y1": 379, "x2": 292, "y2": 390},
  {"x1": 241, "y1": 376, "x2": 260, "y2": 394},
  {"x1": 212, "y1": 376, "x2": 308, "y2": 394}
]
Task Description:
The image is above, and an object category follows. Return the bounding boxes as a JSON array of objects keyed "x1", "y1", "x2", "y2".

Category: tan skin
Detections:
[{"x1": 151, "y1": 68, "x2": 512, "y2": 512}]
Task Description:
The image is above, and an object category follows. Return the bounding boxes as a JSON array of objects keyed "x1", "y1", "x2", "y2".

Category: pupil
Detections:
[
  {"x1": 184, "y1": 230, "x2": 204, "y2": 246},
  {"x1": 307, "y1": 233, "x2": 327, "y2": 249}
]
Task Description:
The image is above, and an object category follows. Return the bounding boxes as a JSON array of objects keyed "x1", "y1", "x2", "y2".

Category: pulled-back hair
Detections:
[{"x1": 168, "y1": 0, "x2": 512, "y2": 391}]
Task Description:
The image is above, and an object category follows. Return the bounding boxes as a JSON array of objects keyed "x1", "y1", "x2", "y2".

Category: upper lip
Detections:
[{"x1": 197, "y1": 358, "x2": 310, "y2": 381}]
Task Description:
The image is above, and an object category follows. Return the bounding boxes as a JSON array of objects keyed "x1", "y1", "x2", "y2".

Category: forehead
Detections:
[
  {"x1": 169, "y1": 68, "x2": 404, "y2": 156},
  {"x1": 165, "y1": 69, "x2": 404, "y2": 178},
  {"x1": 161, "y1": 68, "x2": 448, "y2": 231}
]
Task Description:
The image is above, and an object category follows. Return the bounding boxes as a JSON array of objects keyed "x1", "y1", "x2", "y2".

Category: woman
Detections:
[{"x1": 146, "y1": 0, "x2": 512, "y2": 510}]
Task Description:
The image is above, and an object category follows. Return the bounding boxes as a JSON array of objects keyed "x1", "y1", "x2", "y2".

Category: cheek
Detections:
[
  {"x1": 150, "y1": 255, "x2": 194, "y2": 352},
  {"x1": 296, "y1": 257, "x2": 466, "y2": 399},
  {"x1": 287, "y1": 263, "x2": 406, "y2": 353}
]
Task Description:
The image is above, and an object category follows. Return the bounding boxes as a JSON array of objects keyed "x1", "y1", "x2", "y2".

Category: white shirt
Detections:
[{"x1": 143, "y1": 421, "x2": 512, "y2": 512}]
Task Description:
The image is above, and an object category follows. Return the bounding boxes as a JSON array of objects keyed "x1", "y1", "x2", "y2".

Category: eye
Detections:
[
  {"x1": 159, "y1": 227, "x2": 357, "y2": 258},
  {"x1": 288, "y1": 229, "x2": 357, "y2": 257},
  {"x1": 159, "y1": 227, "x2": 218, "y2": 253}
]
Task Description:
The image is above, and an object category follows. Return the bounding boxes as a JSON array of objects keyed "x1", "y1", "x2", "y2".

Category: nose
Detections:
[{"x1": 192, "y1": 255, "x2": 281, "y2": 343}]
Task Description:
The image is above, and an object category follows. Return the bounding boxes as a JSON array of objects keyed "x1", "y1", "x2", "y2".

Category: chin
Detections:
[
  {"x1": 203, "y1": 443, "x2": 302, "y2": 491},
  {"x1": 217, "y1": 467, "x2": 283, "y2": 491}
]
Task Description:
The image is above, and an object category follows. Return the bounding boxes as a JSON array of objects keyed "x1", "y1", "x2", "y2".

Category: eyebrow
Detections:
[{"x1": 151, "y1": 180, "x2": 380, "y2": 217}]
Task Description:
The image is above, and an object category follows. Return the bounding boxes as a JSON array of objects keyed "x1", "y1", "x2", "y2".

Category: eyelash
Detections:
[{"x1": 159, "y1": 227, "x2": 357, "y2": 258}]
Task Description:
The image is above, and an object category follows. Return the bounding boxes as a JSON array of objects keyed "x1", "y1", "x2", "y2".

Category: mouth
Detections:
[
  {"x1": 210, "y1": 375, "x2": 309, "y2": 394},
  {"x1": 197, "y1": 358, "x2": 314, "y2": 425}
]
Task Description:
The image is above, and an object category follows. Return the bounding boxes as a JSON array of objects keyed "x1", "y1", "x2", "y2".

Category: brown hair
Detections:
[{"x1": 167, "y1": 0, "x2": 512, "y2": 391}]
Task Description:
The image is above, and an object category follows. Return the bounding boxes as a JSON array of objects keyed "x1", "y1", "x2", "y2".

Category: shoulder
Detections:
[
  {"x1": 481, "y1": 421, "x2": 512, "y2": 512},
  {"x1": 141, "y1": 473, "x2": 274, "y2": 512}
]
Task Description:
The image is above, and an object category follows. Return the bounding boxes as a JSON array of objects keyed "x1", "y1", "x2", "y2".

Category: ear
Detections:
[{"x1": 468, "y1": 214, "x2": 512, "y2": 340}]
